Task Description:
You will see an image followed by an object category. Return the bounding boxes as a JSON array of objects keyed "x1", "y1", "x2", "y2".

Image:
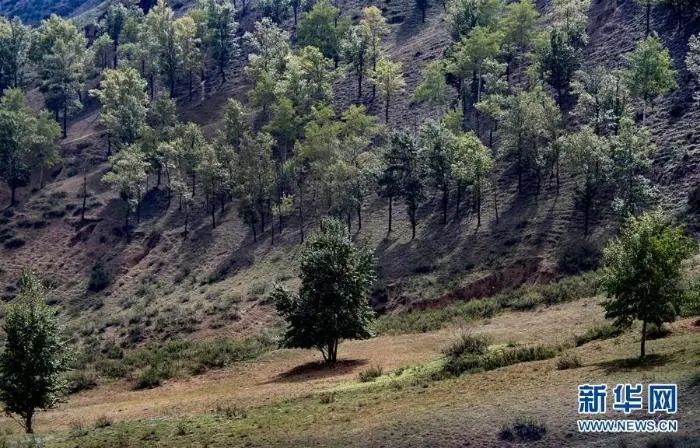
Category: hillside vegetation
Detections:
[{"x1": 0, "y1": 0, "x2": 699, "y2": 444}]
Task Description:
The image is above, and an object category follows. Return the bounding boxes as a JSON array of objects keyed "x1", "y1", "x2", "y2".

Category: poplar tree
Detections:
[
  {"x1": 0, "y1": 17, "x2": 31, "y2": 93},
  {"x1": 369, "y1": 57, "x2": 406, "y2": 124},
  {"x1": 103, "y1": 143, "x2": 149, "y2": 230},
  {"x1": 0, "y1": 271, "x2": 69, "y2": 434}
]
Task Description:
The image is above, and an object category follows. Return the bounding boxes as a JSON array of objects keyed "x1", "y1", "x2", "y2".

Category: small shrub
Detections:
[
  {"x1": 215, "y1": 403, "x2": 247, "y2": 419},
  {"x1": 499, "y1": 415, "x2": 547, "y2": 442},
  {"x1": 509, "y1": 290, "x2": 543, "y2": 310},
  {"x1": 358, "y1": 365, "x2": 383, "y2": 382},
  {"x1": 319, "y1": 392, "x2": 335, "y2": 404},
  {"x1": 133, "y1": 365, "x2": 169, "y2": 390},
  {"x1": 174, "y1": 420, "x2": 189, "y2": 436},
  {"x1": 65, "y1": 369, "x2": 98, "y2": 394},
  {"x1": 575, "y1": 323, "x2": 622, "y2": 346},
  {"x1": 646, "y1": 323, "x2": 670, "y2": 340},
  {"x1": 442, "y1": 333, "x2": 490, "y2": 358},
  {"x1": 558, "y1": 239, "x2": 602, "y2": 274},
  {"x1": 88, "y1": 260, "x2": 111, "y2": 292},
  {"x1": 94, "y1": 415, "x2": 112, "y2": 428},
  {"x1": 556, "y1": 352, "x2": 582, "y2": 370}
]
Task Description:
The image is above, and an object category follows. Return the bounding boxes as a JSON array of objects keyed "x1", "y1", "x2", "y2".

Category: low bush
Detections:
[
  {"x1": 574, "y1": 323, "x2": 622, "y2": 346},
  {"x1": 444, "y1": 344, "x2": 559, "y2": 376},
  {"x1": 94, "y1": 415, "x2": 112, "y2": 428},
  {"x1": 88, "y1": 260, "x2": 111, "y2": 292},
  {"x1": 442, "y1": 333, "x2": 490, "y2": 358},
  {"x1": 646, "y1": 323, "x2": 670, "y2": 340},
  {"x1": 508, "y1": 290, "x2": 543, "y2": 310},
  {"x1": 215, "y1": 403, "x2": 247, "y2": 419},
  {"x1": 499, "y1": 415, "x2": 547, "y2": 442},
  {"x1": 358, "y1": 365, "x2": 383, "y2": 382},
  {"x1": 133, "y1": 365, "x2": 169, "y2": 390},
  {"x1": 65, "y1": 369, "x2": 98, "y2": 394},
  {"x1": 556, "y1": 352, "x2": 582, "y2": 370}
]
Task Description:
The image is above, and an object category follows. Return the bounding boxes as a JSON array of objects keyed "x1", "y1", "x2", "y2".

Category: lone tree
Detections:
[
  {"x1": 601, "y1": 212, "x2": 696, "y2": 358},
  {"x1": 272, "y1": 218, "x2": 375, "y2": 363},
  {"x1": 0, "y1": 271, "x2": 70, "y2": 433},
  {"x1": 625, "y1": 35, "x2": 676, "y2": 123}
]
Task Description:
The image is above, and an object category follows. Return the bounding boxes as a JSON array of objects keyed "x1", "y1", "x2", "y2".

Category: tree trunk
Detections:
[
  {"x1": 62, "y1": 100, "x2": 68, "y2": 138},
  {"x1": 442, "y1": 185, "x2": 448, "y2": 225},
  {"x1": 211, "y1": 203, "x2": 216, "y2": 228},
  {"x1": 347, "y1": 211, "x2": 351, "y2": 233},
  {"x1": 646, "y1": 3, "x2": 651, "y2": 36},
  {"x1": 24, "y1": 411, "x2": 33, "y2": 434},
  {"x1": 476, "y1": 188, "x2": 481, "y2": 228},
  {"x1": 184, "y1": 212, "x2": 189, "y2": 237},
  {"x1": 385, "y1": 94, "x2": 390, "y2": 124},
  {"x1": 493, "y1": 187, "x2": 499, "y2": 225},
  {"x1": 357, "y1": 205, "x2": 362, "y2": 230},
  {"x1": 388, "y1": 195, "x2": 393, "y2": 233},
  {"x1": 251, "y1": 220, "x2": 257, "y2": 242},
  {"x1": 299, "y1": 184, "x2": 305, "y2": 243},
  {"x1": 81, "y1": 172, "x2": 87, "y2": 221}
]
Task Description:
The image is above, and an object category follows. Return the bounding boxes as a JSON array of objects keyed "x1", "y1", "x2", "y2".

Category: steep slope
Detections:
[
  {"x1": 0, "y1": 0, "x2": 698, "y2": 346},
  {"x1": 0, "y1": 0, "x2": 101, "y2": 23}
]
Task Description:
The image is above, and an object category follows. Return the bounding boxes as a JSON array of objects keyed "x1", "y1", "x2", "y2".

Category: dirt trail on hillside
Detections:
[{"x1": 13, "y1": 299, "x2": 608, "y2": 433}]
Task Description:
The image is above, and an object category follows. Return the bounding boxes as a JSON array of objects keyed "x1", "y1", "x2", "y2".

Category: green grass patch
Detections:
[
  {"x1": 443, "y1": 344, "x2": 560, "y2": 376},
  {"x1": 574, "y1": 323, "x2": 623, "y2": 346},
  {"x1": 374, "y1": 273, "x2": 600, "y2": 335}
]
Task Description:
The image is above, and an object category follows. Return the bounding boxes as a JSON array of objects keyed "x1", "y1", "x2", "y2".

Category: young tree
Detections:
[
  {"x1": 360, "y1": 6, "x2": 389, "y2": 100},
  {"x1": 198, "y1": 0, "x2": 239, "y2": 83},
  {"x1": 342, "y1": 25, "x2": 370, "y2": 101},
  {"x1": 32, "y1": 15, "x2": 89, "y2": 138},
  {"x1": 414, "y1": 60, "x2": 451, "y2": 108},
  {"x1": 224, "y1": 99, "x2": 249, "y2": 149},
  {"x1": 499, "y1": 0, "x2": 539, "y2": 77},
  {"x1": 0, "y1": 17, "x2": 31, "y2": 93},
  {"x1": 102, "y1": 143, "x2": 149, "y2": 230},
  {"x1": 634, "y1": 0, "x2": 661, "y2": 36},
  {"x1": 263, "y1": 97, "x2": 301, "y2": 162},
  {"x1": 382, "y1": 131, "x2": 425, "y2": 239},
  {"x1": 609, "y1": 117, "x2": 657, "y2": 216},
  {"x1": 271, "y1": 218, "x2": 375, "y2": 363},
  {"x1": 197, "y1": 143, "x2": 225, "y2": 228},
  {"x1": 625, "y1": 35, "x2": 677, "y2": 123},
  {"x1": 176, "y1": 122, "x2": 207, "y2": 196},
  {"x1": 420, "y1": 120, "x2": 456, "y2": 224},
  {"x1": 176, "y1": 16, "x2": 202, "y2": 101},
  {"x1": 90, "y1": 67, "x2": 149, "y2": 153},
  {"x1": 452, "y1": 131, "x2": 493, "y2": 227},
  {"x1": 539, "y1": 27, "x2": 580, "y2": 105},
  {"x1": 369, "y1": 57, "x2": 406, "y2": 124},
  {"x1": 0, "y1": 271, "x2": 69, "y2": 434},
  {"x1": 560, "y1": 126, "x2": 610, "y2": 235},
  {"x1": 416, "y1": 0, "x2": 429, "y2": 23},
  {"x1": 571, "y1": 67, "x2": 630, "y2": 135},
  {"x1": 0, "y1": 89, "x2": 33, "y2": 206},
  {"x1": 446, "y1": 0, "x2": 502, "y2": 41},
  {"x1": 685, "y1": 33, "x2": 700, "y2": 101},
  {"x1": 297, "y1": 0, "x2": 349, "y2": 66},
  {"x1": 601, "y1": 212, "x2": 696, "y2": 357},
  {"x1": 145, "y1": 0, "x2": 180, "y2": 98},
  {"x1": 103, "y1": 0, "x2": 131, "y2": 68},
  {"x1": 236, "y1": 132, "x2": 276, "y2": 236},
  {"x1": 260, "y1": 0, "x2": 290, "y2": 23},
  {"x1": 282, "y1": 45, "x2": 336, "y2": 114},
  {"x1": 30, "y1": 111, "x2": 62, "y2": 189}
]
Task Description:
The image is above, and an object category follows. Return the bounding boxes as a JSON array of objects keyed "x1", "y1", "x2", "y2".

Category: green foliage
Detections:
[
  {"x1": 609, "y1": 117, "x2": 657, "y2": 215},
  {"x1": 0, "y1": 17, "x2": 31, "y2": 93},
  {"x1": 625, "y1": 35, "x2": 677, "y2": 120},
  {"x1": 0, "y1": 89, "x2": 60, "y2": 205},
  {"x1": 31, "y1": 14, "x2": 88, "y2": 137},
  {"x1": 451, "y1": 131, "x2": 493, "y2": 226},
  {"x1": 90, "y1": 67, "x2": 149, "y2": 150},
  {"x1": 0, "y1": 271, "x2": 70, "y2": 433},
  {"x1": 574, "y1": 323, "x2": 622, "y2": 346},
  {"x1": 369, "y1": 57, "x2": 405, "y2": 124},
  {"x1": 272, "y1": 218, "x2": 376, "y2": 363},
  {"x1": 444, "y1": 343, "x2": 558, "y2": 376},
  {"x1": 381, "y1": 131, "x2": 424, "y2": 238},
  {"x1": 571, "y1": 67, "x2": 630, "y2": 136},
  {"x1": 446, "y1": 0, "x2": 502, "y2": 41},
  {"x1": 601, "y1": 212, "x2": 696, "y2": 357},
  {"x1": 297, "y1": 0, "x2": 349, "y2": 64},
  {"x1": 441, "y1": 333, "x2": 490, "y2": 358},
  {"x1": 102, "y1": 143, "x2": 149, "y2": 229},
  {"x1": 414, "y1": 60, "x2": 450, "y2": 107},
  {"x1": 194, "y1": 0, "x2": 239, "y2": 82}
]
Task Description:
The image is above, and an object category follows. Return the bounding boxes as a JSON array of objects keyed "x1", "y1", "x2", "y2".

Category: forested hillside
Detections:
[
  {"x1": 0, "y1": 0, "x2": 699, "y2": 343},
  {"x1": 0, "y1": 0, "x2": 699, "y2": 446}
]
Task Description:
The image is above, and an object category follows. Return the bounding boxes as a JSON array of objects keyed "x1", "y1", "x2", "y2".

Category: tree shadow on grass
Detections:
[
  {"x1": 268, "y1": 359, "x2": 368, "y2": 384},
  {"x1": 596, "y1": 354, "x2": 672, "y2": 374}
]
